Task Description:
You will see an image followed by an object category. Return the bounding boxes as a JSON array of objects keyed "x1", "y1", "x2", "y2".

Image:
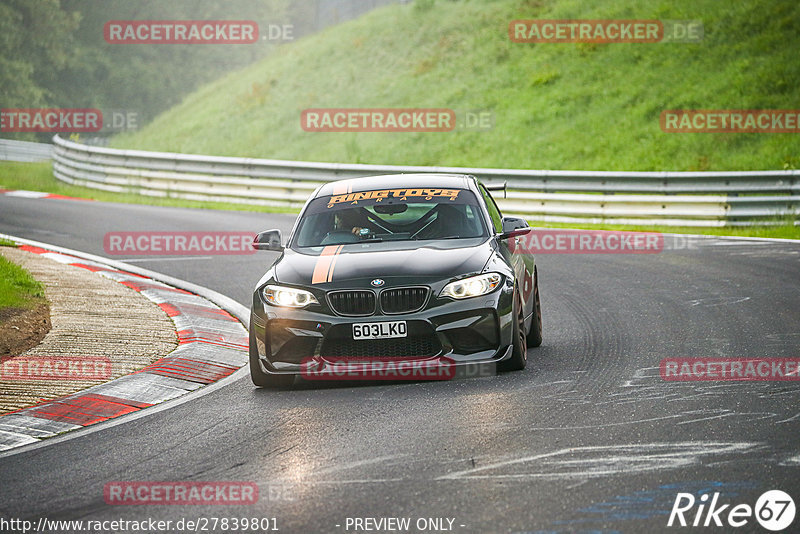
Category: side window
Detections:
[{"x1": 479, "y1": 184, "x2": 503, "y2": 234}]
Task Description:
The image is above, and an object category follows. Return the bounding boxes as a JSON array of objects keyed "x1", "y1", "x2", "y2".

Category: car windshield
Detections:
[{"x1": 293, "y1": 187, "x2": 488, "y2": 248}]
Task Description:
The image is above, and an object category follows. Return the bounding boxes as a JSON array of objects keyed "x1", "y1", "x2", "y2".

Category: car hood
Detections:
[{"x1": 275, "y1": 240, "x2": 493, "y2": 287}]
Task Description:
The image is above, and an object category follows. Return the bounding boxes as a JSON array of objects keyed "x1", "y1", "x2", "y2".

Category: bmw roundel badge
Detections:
[{"x1": 371, "y1": 279, "x2": 385, "y2": 287}]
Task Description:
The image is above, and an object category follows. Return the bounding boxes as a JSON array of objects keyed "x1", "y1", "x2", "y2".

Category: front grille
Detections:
[
  {"x1": 328, "y1": 290, "x2": 376, "y2": 316},
  {"x1": 380, "y1": 287, "x2": 428, "y2": 314},
  {"x1": 320, "y1": 336, "x2": 441, "y2": 358}
]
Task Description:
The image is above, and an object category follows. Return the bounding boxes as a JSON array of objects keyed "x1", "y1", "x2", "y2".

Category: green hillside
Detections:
[{"x1": 113, "y1": 0, "x2": 800, "y2": 171}]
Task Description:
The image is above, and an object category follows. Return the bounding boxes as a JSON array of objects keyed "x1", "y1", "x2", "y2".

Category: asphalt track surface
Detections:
[{"x1": 1, "y1": 195, "x2": 799, "y2": 533}]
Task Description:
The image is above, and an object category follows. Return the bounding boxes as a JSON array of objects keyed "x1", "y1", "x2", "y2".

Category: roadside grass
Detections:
[
  {"x1": 0, "y1": 245, "x2": 46, "y2": 313},
  {"x1": 2, "y1": 161, "x2": 797, "y2": 240},
  {"x1": 535, "y1": 218, "x2": 800, "y2": 239}
]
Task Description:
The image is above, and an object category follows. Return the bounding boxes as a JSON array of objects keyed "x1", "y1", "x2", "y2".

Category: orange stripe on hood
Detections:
[
  {"x1": 326, "y1": 245, "x2": 344, "y2": 282},
  {"x1": 312, "y1": 245, "x2": 343, "y2": 284}
]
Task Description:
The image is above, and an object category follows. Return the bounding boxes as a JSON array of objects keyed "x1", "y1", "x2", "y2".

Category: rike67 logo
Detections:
[{"x1": 668, "y1": 490, "x2": 795, "y2": 531}]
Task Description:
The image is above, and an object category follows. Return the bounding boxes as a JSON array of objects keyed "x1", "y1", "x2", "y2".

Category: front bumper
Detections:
[{"x1": 251, "y1": 284, "x2": 515, "y2": 375}]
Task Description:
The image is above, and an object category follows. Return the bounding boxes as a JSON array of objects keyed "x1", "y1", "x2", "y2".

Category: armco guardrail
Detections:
[
  {"x1": 52, "y1": 135, "x2": 798, "y2": 226},
  {"x1": 0, "y1": 139, "x2": 53, "y2": 162}
]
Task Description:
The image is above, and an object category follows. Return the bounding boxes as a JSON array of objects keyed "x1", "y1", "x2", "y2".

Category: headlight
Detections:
[
  {"x1": 440, "y1": 273, "x2": 502, "y2": 300},
  {"x1": 263, "y1": 285, "x2": 319, "y2": 308}
]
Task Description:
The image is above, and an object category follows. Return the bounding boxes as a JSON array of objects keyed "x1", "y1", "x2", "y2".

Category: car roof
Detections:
[{"x1": 315, "y1": 173, "x2": 475, "y2": 198}]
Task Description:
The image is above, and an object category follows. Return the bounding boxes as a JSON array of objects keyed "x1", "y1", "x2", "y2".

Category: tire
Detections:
[
  {"x1": 526, "y1": 267, "x2": 543, "y2": 348},
  {"x1": 498, "y1": 291, "x2": 527, "y2": 372},
  {"x1": 249, "y1": 326, "x2": 294, "y2": 388}
]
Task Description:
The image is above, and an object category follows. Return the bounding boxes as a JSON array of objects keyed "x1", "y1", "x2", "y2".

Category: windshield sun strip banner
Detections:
[{"x1": 326, "y1": 188, "x2": 462, "y2": 208}]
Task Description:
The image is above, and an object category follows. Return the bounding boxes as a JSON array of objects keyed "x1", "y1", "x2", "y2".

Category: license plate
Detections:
[{"x1": 352, "y1": 321, "x2": 407, "y2": 340}]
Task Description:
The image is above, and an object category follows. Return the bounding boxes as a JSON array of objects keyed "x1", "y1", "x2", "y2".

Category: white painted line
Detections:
[
  {"x1": 0, "y1": 430, "x2": 40, "y2": 450},
  {"x1": 436, "y1": 442, "x2": 760, "y2": 481},
  {"x1": 40, "y1": 251, "x2": 85, "y2": 264},
  {"x1": 522, "y1": 414, "x2": 685, "y2": 431},
  {"x1": 3, "y1": 190, "x2": 50, "y2": 198},
  {"x1": 780, "y1": 454, "x2": 800, "y2": 466},
  {"x1": 776, "y1": 412, "x2": 800, "y2": 424}
]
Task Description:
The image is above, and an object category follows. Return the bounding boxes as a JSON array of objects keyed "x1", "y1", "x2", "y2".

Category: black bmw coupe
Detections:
[{"x1": 249, "y1": 173, "x2": 542, "y2": 387}]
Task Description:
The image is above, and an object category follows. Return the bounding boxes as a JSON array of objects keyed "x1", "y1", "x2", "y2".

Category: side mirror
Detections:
[
  {"x1": 498, "y1": 217, "x2": 531, "y2": 240},
  {"x1": 253, "y1": 229, "x2": 284, "y2": 251}
]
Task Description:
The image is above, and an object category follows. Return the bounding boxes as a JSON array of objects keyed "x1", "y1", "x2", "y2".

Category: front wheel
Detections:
[
  {"x1": 526, "y1": 267, "x2": 543, "y2": 347},
  {"x1": 249, "y1": 326, "x2": 294, "y2": 388},
  {"x1": 498, "y1": 291, "x2": 527, "y2": 372}
]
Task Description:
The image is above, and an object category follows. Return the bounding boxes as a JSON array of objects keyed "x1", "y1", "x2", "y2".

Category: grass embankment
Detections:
[
  {"x1": 112, "y1": 0, "x2": 799, "y2": 171},
  {"x1": 0, "y1": 240, "x2": 46, "y2": 317}
]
